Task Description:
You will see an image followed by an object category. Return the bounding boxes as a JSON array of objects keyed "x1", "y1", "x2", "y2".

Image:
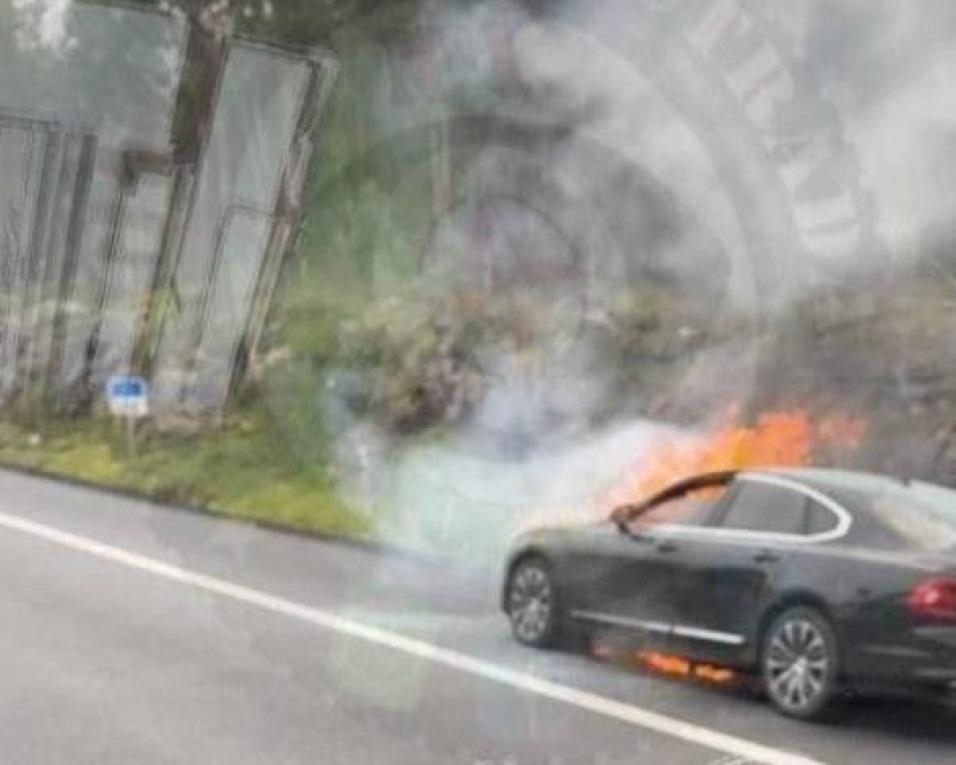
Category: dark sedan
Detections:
[{"x1": 502, "y1": 468, "x2": 956, "y2": 719}]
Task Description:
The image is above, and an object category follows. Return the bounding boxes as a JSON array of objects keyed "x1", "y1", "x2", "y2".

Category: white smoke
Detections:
[
  {"x1": 11, "y1": 0, "x2": 74, "y2": 53},
  {"x1": 323, "y1": 0, "x2": 956, "y2": 563},
  {"x1": 326, "y1": 0, "x2": 774, "y2": 562},
  {"x1": 769, "y1": 0, "x2": 956, "y2": 258}
]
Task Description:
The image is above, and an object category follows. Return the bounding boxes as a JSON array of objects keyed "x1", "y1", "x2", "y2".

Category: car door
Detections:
[
  {"x1": 568, "y1": 490, "x2": 725, "y2": 644},
  {"x1": 660, "y1": 476, "x2": 812, "y2": 660}
]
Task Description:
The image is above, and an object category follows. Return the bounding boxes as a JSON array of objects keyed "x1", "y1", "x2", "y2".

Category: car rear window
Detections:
[
  {"x1": 867, "y1": 482, "x2": 956, "y2": 552},
  {"x1": 806, "y1": 500, "x2": 839, "y2": 535}
]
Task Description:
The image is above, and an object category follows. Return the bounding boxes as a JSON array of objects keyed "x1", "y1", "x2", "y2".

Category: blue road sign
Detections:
[{"x1": 107, "y1": 375, "x2": 150, "y2": 417}]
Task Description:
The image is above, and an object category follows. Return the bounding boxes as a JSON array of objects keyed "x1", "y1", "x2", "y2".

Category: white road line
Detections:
[{"x1": 0, "y1": 509, "x2": 824, "y2": 765}]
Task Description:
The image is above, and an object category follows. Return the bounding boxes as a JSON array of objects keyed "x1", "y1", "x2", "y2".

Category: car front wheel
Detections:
[
  {"x1": 762, "y1": 606, "x2": 840, "y2": 720},
  {"x1": 506, "y1": 557, "x2": 561, "y2": 648}
]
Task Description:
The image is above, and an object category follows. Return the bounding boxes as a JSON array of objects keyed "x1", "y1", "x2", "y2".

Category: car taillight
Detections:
[{"x1": 908, "y1": 577, "x2": 956, "y2": 621}]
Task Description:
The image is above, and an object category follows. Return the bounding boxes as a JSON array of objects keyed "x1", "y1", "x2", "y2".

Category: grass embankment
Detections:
[{"x1": 0, "y1": 411, "x2": 370, "y2": 539}]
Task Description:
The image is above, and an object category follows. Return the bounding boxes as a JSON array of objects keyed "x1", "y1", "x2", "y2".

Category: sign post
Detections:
[{"x1": 106, "y1": 375, "x2": 150, "y2": 458}]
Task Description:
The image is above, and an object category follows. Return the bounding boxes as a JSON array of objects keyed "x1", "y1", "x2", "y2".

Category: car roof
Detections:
[
  {"x1": 744, "y1": 467, "x2": 902, "y2": 494},
  {"x1": 743, "y1": 466, "x2": 956, "y2": 505}
]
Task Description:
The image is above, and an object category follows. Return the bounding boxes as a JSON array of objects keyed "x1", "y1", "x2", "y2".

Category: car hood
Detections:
[{"x1": 507, "y1": 520, "x2": 613, "y2": 556}]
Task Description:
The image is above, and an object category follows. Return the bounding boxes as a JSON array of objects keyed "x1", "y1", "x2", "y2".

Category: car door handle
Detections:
[
  {"x1": 753, "y1": 549, "x2": 780, "y2": 564},
  {"x1": 656, "y1": 540, "x2": 679, "y2": 554}
]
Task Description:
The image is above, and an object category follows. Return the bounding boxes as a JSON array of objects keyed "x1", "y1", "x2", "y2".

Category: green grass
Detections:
[{"x1": 0, "y1": 411, "x2": 370, "y2": 539}]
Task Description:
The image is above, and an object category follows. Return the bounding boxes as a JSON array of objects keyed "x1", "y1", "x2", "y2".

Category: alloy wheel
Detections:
[
  {"x1": 763, "y1": 612, "x2": 836, "y2": 718},
  {"x1": 508, "y1": 560, "x2": 555, "y2": 646}
]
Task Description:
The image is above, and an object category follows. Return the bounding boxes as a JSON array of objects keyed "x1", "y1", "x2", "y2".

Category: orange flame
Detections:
[
  {"x1": 594, "y1": 643, "x2": 739, "y2": 685},
  {"x1": 606, "y1": 407, "x2": 868, "y2": 509},
  {"x1": 694, "y1": 664, "x2": 736, "y2": 684},
  {"x1": 631, "y1": 650, "x2": 737, "y2": 685},
  {"x1": 636, "y1": 650, "x2": 692, "y2": 677}
]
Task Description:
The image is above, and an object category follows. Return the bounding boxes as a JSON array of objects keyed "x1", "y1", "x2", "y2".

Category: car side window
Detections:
[
  {"x1": 637, "y1": 486, "x2": 730, "y2": 528},
  {"x1": 806, "y1": 499, "x2": 839, "y2": 535},
  {"x1": 719, "y1": 481, "x2": 807, "y2": 535}
]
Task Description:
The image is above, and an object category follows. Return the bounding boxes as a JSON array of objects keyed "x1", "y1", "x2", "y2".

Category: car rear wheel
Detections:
[
  {"x1": 506, "y1": 557, "x2": 561, "y2": 648},
  {"x1": 762, "y1": 606, "x2": 840, "y2": 720}
]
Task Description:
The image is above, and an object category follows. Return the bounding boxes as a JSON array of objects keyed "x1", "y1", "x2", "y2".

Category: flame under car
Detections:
[{"x1": 502, "y1": 468, "x2": 956, "y2": 720}]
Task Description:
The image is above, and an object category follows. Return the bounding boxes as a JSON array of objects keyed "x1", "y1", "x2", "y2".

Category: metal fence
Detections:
[{"x1": 0, "y1": 3, "x2": 335, "y2": 418}]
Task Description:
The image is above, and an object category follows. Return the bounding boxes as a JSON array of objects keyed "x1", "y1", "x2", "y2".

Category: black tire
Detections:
[
  {"x1": 505, "y1": 556, "x2": 563, "y2": 649},
  {"x1": 761, "y1": 606, "x2": 841, "y2": 721}
]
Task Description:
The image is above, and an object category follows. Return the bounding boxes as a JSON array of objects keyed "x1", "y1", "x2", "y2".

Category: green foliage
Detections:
[
  {"x1": 0, "y1": 410, "x2": 369, "y2": 538},
  {"x1": 604, "y1": 285, "x2": 697, "y2": 361},
  {"x1": 333, "y1": 293, "x2": 490, "y2": 433}
]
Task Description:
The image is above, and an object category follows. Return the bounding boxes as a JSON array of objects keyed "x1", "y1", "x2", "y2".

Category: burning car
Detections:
[{"x1": 502, "y1": 468, "x2": 956, "y2": 720}]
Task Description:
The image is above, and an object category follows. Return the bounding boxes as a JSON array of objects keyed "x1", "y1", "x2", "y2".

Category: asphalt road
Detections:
[{"x1": 0, "y1": 469, "x2": 953, "y2": 764}]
